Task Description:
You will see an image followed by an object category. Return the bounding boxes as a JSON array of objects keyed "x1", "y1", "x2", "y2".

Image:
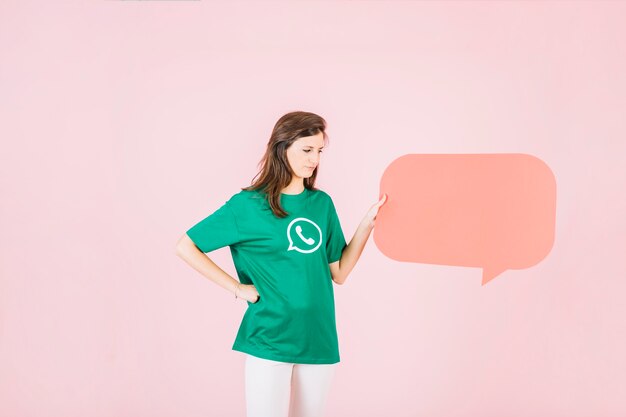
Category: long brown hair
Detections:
[{"x1": 242, "y1": 111, "x2": 328, "y2": 218}]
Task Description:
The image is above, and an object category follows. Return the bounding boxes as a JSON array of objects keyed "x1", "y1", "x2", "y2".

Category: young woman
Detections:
[{"x1": 175, "y1": 111, "x2": 386, "y2": 417}]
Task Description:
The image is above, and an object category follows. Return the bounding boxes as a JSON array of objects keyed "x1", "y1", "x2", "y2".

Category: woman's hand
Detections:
[
  {"x1": 236, "y1": 283, "x2": 260, "y2": 303},
  {"x1": 363, "y1": 193, "x2": 388, "y2": 227}
]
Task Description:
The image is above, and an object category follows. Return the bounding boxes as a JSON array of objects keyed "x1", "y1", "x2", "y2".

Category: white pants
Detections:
[{"x1": 244, "y1": 354, "x2": 338, "y2": 417}]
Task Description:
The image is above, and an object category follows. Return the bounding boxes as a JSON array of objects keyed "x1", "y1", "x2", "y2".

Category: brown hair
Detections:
[{"x1": 242, "y1": 111, "x2": 328, "y2": 218}]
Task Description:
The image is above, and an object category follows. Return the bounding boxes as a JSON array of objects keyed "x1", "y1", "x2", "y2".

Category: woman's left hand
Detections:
[{"x1": 363, "y1": 193, "x2": 388, "y2": 227}]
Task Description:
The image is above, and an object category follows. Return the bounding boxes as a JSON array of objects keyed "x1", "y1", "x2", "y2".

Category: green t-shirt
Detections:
[{"x1": 186, "y1": 187, "x2": 347, "y2": 364}]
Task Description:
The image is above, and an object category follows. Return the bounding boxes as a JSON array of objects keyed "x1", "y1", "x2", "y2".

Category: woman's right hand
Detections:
[{"x1": 236, "y1": 283, "x2": 260, "y2": 303}]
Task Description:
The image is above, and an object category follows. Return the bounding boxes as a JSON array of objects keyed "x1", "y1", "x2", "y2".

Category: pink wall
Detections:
[{"x1": 1, "y1": 1, "x2": 625, "y2": 416}]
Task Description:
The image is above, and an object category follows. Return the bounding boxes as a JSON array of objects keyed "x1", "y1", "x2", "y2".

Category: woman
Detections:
[{"x1": 175, "y1": 111, "x2": 387, "y2": 417}]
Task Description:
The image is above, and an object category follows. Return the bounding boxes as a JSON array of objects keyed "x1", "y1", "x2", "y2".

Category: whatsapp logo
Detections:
[{"x1": 287, "y1": 217, "x2": 322, "y2": 254}]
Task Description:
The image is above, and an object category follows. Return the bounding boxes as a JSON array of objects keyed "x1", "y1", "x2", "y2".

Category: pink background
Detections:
[{"x1": 1, "y1": 1, "x2": 625, "y2": 416}]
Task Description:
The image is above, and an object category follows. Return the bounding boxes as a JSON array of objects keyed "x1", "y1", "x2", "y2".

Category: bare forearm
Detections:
[
  {"x1": 336, "y1": 218, "x2": 374, "y2": 284},
  {"x1": 175, "y1": 237, "x2": 240, "y2": 296}
]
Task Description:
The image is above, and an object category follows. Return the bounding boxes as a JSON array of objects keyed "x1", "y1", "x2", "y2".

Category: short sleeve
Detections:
[
  {"x1": 326, "y1": 197, "x2": 347, "y2": 263},
  {"x1": 186, "y1": 200, "x2": 241, "y2": 253}
]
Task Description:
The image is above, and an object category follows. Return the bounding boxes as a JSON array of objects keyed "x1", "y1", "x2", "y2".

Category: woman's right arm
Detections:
[{"x1": 175, "y1": 234, "x2": 259, "y2": 303}]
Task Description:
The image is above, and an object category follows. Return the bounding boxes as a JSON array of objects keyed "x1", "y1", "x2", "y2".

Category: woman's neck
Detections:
[{"x1": 281, "y1": 178, "x2": 305, "y2": 195}]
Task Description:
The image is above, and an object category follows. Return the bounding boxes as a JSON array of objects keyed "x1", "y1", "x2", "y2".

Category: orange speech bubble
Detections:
[{"x1": 374, "y1": 154, "x2": 556, "y2": 285}]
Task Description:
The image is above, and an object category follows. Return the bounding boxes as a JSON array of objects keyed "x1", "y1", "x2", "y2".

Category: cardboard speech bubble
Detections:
[{"x1": 374, "y1": 154, "x2": 557, "y2": 285}]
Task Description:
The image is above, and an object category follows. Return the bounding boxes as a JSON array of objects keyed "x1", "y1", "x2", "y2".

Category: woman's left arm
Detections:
[{"x1": 330, "y1": 193, "x2": 387, "y2": 285}]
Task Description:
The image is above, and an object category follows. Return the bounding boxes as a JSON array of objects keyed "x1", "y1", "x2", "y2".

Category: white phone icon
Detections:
[{"x1": 295, "y1": 225, "x2": 315, "y2": 245}]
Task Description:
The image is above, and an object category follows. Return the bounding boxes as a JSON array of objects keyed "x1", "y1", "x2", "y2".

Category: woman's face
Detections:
[{"x1": 285, "y1": 131, "x2": 325, "y2": 179}]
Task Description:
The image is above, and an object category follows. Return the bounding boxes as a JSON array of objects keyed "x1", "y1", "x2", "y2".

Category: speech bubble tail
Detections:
[{"x1": 481, "y1": 266, "x2": 506, "y2": 286}]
